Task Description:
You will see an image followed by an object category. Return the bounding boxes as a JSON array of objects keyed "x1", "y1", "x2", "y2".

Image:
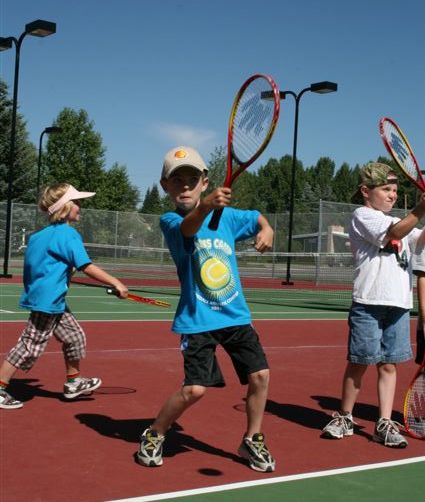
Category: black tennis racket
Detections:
[
  {"x1": 208, "y1": 73, "x2": 281, "y2": 230},
  {"x1": 379, "y1": 117, "x2": 425, "y2": 191}
]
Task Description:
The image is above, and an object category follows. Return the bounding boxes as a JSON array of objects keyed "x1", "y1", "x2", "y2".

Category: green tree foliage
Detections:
[
  {"x1": 204, "y1": 146, "x2": 226, "y2": 192},
  {"x1": 44, "y1": 108, "x2": 104, "y2": 199},
  {"x1": 332, "y1": 162, "x2": 359, "y2": 203},
  {"x1": 141, "y1": 184, "x2": 163, "y2": 214},
  {"x1": 96, "y1": 162, "x2": 140, "y2": 210},
  {"x1": 305, "y1": 157, "x2": 336, "y2": 202},
  {"x1": 43, "y1": 107, "x2": 139, "y2": 210},
  {"x1": 0, "y1": 79, "x2": 37, "y2": 202}
]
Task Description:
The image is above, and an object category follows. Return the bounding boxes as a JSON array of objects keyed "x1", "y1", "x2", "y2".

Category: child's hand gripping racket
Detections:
[
  {"x1": 208, "y1": 73, "x2": 281, "y2": 230},
  {"x1": 379, "y1": 117, "x2": 425, "y2": 191}
]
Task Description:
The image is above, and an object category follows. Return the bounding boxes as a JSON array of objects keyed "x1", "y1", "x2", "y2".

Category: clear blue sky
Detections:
[{"x1": 1, "y1": 0, "x2": 424, "y2": 202}]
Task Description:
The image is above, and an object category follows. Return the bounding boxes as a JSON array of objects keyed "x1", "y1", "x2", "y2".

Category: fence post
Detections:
[
  {"x1": 271, "y1": 212, "x2": 277, "y2": 278},
  {"x1": 316, "y1": 199, "x2": 323, "y2": 285},
  {"x1": 114, "y1": 211, "x2": 119, "y2": 261}
]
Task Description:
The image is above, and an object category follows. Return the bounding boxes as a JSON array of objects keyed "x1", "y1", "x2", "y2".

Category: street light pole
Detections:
[
  {"x1": 0, "y1": 20, "x2": 56, "y2": 278},
  {"x1": 37, "y1": 126, "x2": 62, "y2": 199},
  {"x1": 262, "y1": 81, "x2": 337, "y2": 285}
]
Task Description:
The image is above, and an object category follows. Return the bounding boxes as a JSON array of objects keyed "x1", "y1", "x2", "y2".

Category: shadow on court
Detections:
[
  {"x1": 6, "y1": 378, "x2": 96, "y2": 403},
  {"x1": 75, "y1": 413, "x2": 246, "y2": 467},
  {"x1": 311, "y1": 394, "x2": 404, "y2": 424}
]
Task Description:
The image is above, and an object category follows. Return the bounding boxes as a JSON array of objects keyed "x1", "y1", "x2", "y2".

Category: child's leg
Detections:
[
  {"x1": 376, "y1": 362, "x2": 396, "y2": 419},
  {"x1": 137, "y1": 385, "x2": 206, "y2": 467},
  {"x1": 245, "y1": 369, "x2": 270, "y2": 437},
  {"x1": 54, "y1": 312, "x2": 102, "y2": 398},
  {"x1": 341, "y1": 362, "x2": 368, "y2": 413},
  {"x1": 151, "y1": 385, "x2": 206, "y2": 435},
  {"x1": 0, "y1": 360, "x2": 19, "y2": 386}
]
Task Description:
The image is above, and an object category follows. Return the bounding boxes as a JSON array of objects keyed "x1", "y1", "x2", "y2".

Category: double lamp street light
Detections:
[
  {"x1": 0, "y1": 19, "x2": 56, "y2": 278},
  {"x1": 262, "y1": 81, "x2": 338, "y2": 285}
]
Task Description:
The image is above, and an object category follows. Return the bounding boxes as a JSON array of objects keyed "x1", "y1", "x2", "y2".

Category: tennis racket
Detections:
[
  {"x1": 403, "y1": 354, "x2": 425, "y2": 440},
  {"x1": 71, "y1": 280, "x2": 170, "y2": 308},
  {"x1": 208, "y1": 73, "x2": 281, "y2": 230},
  {"x1": 379, "y1": 117, "x2": 425, "y2": 191},
  {"x1": 106, "y1": 288, "x2": 170, "y2": 308}
]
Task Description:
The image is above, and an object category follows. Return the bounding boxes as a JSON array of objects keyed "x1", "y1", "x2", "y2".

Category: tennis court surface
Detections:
[{"x1": 0, "y1": 281, "x2": 423, "y2": 501}]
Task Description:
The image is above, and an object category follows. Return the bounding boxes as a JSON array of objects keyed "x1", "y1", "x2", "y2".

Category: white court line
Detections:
[
  {"x1": 104, "y1": 456, "x2": 425, "y2": 502},
  {"x1": 0, "y1": 317, "x2": 347, "y2": 323},
  {"x1": 0, "y1": 309, "x2": 15, "y2": 313},
  {"x1": 0, "y1": 344, "x2": 347, "y2": 357}
]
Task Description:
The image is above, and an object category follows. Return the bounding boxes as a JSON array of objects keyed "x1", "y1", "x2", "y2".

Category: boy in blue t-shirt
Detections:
[
  {"x1": 0, "y1": 183, "x2": 128, "y2": 409},
  {"x1": 137, "y1": 146, "x2": 275, "y2": 473}
]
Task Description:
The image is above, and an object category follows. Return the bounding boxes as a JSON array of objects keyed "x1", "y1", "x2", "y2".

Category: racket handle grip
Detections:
[
  {"x1": 106, "y1": 288, "x2": 119, "y2": 297},
  {"x1": 208, "y1": 208, "x2": 224, "y2": 230}
]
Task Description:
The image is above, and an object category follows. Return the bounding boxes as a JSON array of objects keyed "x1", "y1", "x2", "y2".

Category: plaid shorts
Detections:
[{"x1": 7, "y1": 311, "x2": 87, "y2": 371}]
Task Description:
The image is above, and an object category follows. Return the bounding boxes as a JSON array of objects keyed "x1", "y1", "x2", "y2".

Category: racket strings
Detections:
[
  {"x1": 405, "y1": 372, "x2": 425, "y2": 437},
  {"x1": 232, "y1": 80, "x2": 276, "y2": 164},
  {"x1": 382, "y1": 121, "x2": 418, "y2": 179}
]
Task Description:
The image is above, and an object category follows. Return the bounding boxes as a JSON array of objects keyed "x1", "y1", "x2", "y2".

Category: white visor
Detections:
[{"x1": 47, "y1": 185, "x2": 96, "y2": 215}]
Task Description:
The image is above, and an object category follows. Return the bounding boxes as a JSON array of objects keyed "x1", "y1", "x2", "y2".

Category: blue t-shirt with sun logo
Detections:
[{"x1": 160, "y1": 207, "x2": 260, "y2": 334}]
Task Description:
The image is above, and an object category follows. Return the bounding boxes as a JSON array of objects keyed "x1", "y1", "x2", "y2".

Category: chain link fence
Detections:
[{"x1": 0, "y1": 200, "x2": 414, "y2": 285}]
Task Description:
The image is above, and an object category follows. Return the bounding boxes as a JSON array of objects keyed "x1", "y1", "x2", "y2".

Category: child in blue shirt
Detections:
[
  {"x1": 0, "y1": 183, "x2": 128, "y2": 409},
  {"x1": 137, "y1": 146, "x2": 275, "y2": 472}
]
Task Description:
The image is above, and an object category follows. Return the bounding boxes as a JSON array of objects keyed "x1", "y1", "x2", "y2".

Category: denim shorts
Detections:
[{"x1": 347, "y1": 302, "x2": 412, "y2": 364}]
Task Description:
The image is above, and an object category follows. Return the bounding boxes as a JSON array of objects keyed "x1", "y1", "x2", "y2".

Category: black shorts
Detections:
[{"x1": 180, "y1": 324, "x2": 269, "y2": 387}]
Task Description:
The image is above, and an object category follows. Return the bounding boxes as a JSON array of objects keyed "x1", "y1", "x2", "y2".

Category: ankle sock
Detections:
[{"x1": 67, "y1": 372, "x2": 80, "y2": 382}]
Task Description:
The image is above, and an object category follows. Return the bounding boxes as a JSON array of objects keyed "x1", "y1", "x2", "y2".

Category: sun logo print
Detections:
[{"x1": 194, "y1": 247, "x2": 236, "y2": 304}]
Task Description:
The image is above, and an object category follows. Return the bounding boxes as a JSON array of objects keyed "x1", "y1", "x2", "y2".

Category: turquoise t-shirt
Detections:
[
  {"x1": 160, "y1": 207, "x2": 260, "y2": 334},
  {"x1": 20, "y1": 223, "x2": 91, "y2": 314}
]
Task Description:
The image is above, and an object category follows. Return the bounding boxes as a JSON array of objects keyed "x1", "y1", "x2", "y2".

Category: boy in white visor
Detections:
[{"x1": 0, "y1": 183, "x2": 128, "y2": 409}]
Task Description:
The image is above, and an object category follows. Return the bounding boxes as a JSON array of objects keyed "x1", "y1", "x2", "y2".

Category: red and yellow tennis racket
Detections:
[
  {"x1": 403, "y1": 354, "x2": 425, "y2": 440},
  {"x1": 106, "y1": 288, "x2": 170, "y2": 308},
  {"x1": 379, "y1": 117, "x2": 425, "y2": 191},
  {"x1": 208, "y1": 73, "x2": 281, "y2": 230},
  {"x1": 71, "y1": 280, "x2": 170, "y2": 308}
]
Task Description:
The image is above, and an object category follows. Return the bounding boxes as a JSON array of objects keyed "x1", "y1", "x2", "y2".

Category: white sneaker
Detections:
[
  {"x1": 0, "y1": 388, "x2": 23, "y2": 409},
  {"x1": 63, "y1": 377, "x2": 102, "y2": 399}
]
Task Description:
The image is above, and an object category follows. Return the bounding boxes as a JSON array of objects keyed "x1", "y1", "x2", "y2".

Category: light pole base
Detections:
[
  {"x1": 0, "y1": 274, "x2": 13, "y2": 278},
  {"x1": 281, "y1": 280, "x2": 294, "y2": 286}
]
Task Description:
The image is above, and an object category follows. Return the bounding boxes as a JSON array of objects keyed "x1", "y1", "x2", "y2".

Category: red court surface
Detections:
[{"x1": 1, "y1": 320, "x2": 424, "y2": 502}]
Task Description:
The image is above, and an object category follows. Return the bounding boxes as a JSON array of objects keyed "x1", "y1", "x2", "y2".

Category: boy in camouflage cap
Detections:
[{"x1": 323, "y1": 161, "x2": 425, "y2": 447}]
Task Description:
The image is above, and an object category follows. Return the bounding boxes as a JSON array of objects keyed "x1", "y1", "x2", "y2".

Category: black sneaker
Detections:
[
  {"x1": 137, "y1": 428, "x2": 165, "y2": 467},
  {"x1": 63, "y1": 377, "x2": 102, "y2": 399},
  {"x1": 238, "y1": 432, "x2": 275, "y2": 472},
  {"x1": 0, "y1": 388, "x2": 23, "y2": 409}
]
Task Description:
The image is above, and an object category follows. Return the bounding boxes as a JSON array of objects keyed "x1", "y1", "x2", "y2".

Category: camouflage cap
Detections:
[
  {"x1": 359, "y1": 162, "x2": 398, "y2": 187},
  {"x1": 351, "y1": 162, "x2": 398, "y2": 204}
]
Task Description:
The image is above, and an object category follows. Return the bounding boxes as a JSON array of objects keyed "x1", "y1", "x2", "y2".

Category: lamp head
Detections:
[
  {"x1": 310, "y1": 81, "x2": 338, "y2": 94},
  {"x1": 45, "y1": 126, "x2": 62, "y2": 134},
  {"x1": 0, "y1": 37, "x2": 13, "y2": 51},
  {"x1": 25, "y1": 20, "x2": 56, "y2": 37}
]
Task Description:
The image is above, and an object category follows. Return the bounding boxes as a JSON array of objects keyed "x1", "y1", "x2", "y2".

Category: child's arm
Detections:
[
  {"x1": 387, "y1": 193, "x2": 425, "y2": 240},
  {"x1": 253, "y1": 214, "x2": 274, "y2": 254},
  {"x1": 80, "y1": 263, "x2": 128, "y2": 298},
  {"x1": 180, "y1": 187, "x2": 231, "y2": 237}
]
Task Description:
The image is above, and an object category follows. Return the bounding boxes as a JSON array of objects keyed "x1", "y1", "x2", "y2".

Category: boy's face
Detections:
[
  {"x1": 161, "y1": 165, "x2": 208, "y2": 213},
  {"x1": 362, "y1": 182, "x2": 398, "y2": 212}
]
